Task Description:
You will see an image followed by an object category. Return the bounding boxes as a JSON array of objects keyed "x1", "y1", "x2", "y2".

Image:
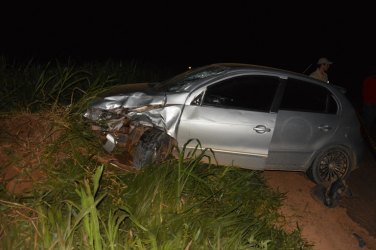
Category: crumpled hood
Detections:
[
  {"x1": 83, "y1": 83, "x2": 166, "y2": 121},
  {"x1": 87, "y1": 92, "x2": 166, "y2": 113},
  {"x1": 83, "y1": 83, "x2": 188, "y2": 138}
]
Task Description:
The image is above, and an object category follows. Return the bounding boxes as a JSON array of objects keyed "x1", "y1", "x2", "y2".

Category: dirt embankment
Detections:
[{"x1": 0, "y1": 113, "x2": 57, "y2": 194}]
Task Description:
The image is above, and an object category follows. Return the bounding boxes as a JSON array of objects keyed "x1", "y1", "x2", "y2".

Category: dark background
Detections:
[{"x1": 0, "y1": 2, "x2": 374, "y2": 108}]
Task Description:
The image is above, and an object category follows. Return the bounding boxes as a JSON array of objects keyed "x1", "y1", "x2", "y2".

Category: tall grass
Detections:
[
  {"x1": 117, "y1": 143, "x2": 309, "y2": 249},
  {"x1": 1, "y1": 134, "x2": 311, "y2": 249},
  {"x1": 0, "y1": 56, "x2": 174, "y2": 112}
]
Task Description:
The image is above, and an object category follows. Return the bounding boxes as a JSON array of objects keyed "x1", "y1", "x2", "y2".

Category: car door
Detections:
[
  {"x1": 177, "y1": 74, "x2": 280, "y2": 169},
  {"x1": 267, "y1": 78, "x2": 340, "y2": 170}
]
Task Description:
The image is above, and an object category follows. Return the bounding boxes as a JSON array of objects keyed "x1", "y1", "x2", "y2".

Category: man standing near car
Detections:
[{"x1": 309, "y1": 57, "x2": 333, "y2": 83}]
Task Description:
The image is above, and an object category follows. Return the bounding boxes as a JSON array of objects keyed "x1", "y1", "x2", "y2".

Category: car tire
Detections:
[
  {"x1": 307, "y1": 145, "x2": 352, "y2": 185},
  {"x1": 132, "y1": 129, "x2": 174, "y2": 169}
]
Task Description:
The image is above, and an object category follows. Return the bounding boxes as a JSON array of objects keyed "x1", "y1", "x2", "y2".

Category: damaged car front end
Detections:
[{"x1": 83, "y1": 83, "x2": 184, "y2": 169}]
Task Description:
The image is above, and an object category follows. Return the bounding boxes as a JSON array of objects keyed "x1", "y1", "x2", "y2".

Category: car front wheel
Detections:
[
  {"x1": 308, "y1": 146, "x2": 352, "y2": 184},
  {"x1": 132, "y1": 129, "x2": 175, "y2": 170}
]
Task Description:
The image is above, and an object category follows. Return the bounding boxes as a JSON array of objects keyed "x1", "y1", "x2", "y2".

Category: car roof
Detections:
[
  {"x1": 207, "y1": 62, "x2": 313, "y2": 79},
  {"x1": 204, "y1": 63, "x2": 346, "y2": 92},
  {"x1": 155, "y1": 63, "x2": 347, "y2": 95}
]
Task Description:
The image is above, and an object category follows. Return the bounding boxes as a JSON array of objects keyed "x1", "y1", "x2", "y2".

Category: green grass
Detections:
[
  {"x1": 118, "y1": 154, "x2": 303, "y2": 249},
  {"x1": 1, "y1": 148, "x2": 311, "y2": 249},
  {"x1": 0, "y1": 57, "x2": 312, "y2": 249}
]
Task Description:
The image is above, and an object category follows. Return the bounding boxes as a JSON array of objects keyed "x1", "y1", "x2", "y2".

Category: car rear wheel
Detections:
[
  {"x1": 132, "y1": 129, "x2": 175, "y2": 169},
  {"x1": 307, "y1": 146, "x2": 352, "y2": 184}
]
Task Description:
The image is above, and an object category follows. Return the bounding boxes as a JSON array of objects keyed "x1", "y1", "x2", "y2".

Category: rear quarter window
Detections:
[{"x1": 280, "y1": 78, "x2": 337, "y2": 114}]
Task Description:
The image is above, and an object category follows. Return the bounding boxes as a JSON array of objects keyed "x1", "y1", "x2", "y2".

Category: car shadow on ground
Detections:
[{"x1": 340, "y1": 127, "x2": 376, "y2": 237}]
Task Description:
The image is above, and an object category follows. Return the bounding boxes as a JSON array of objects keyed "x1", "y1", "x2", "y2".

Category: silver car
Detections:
[{"x1": 83, "y1": 63, "x2": 365, "y2": 185}]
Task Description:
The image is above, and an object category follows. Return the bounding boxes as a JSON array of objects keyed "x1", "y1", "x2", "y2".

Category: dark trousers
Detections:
[{"x1": 363, "y1": 103, "x2": 376, "y2": 130}]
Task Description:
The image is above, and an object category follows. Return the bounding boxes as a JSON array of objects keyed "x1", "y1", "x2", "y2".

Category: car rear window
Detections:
[{"x1": 280, "y1": 78, "x2": 337, "y2": 114}]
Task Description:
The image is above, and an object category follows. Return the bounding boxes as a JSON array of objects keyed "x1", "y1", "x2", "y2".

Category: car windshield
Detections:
[{"x1": 153, "y1": 65, "x2": 228, "y2": 92}]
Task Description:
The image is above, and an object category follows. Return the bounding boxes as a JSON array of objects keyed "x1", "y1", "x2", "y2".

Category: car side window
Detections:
[
  {"x1": 202, "y1": 75, "x2": 279, "y2": 112},
  {"x1": 280, "y1": 78, "x2": 337, "y2": 114}
]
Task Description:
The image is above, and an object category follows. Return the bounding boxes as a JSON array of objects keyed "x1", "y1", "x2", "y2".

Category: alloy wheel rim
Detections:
[{"x1": 318, "y1": 149, "x2": 349, "y2": 182}]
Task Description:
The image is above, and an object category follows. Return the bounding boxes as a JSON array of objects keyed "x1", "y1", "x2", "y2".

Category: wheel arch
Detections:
[{"x1": 307, "y1": 143, "x2": 357, "y2": 171}]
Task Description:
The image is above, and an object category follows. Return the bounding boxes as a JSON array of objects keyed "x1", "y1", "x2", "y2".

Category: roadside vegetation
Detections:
[{"x1": 0, "y1": 56, "x2": 312, "y2": 249}]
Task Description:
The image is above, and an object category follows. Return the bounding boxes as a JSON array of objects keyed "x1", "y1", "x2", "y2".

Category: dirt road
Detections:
[
  {"x1": 263, "y1": 146, "x2": 376, "y2": 250},
  {"x1": 342, "y1": 146, "x2": 376, "y2": 237}
]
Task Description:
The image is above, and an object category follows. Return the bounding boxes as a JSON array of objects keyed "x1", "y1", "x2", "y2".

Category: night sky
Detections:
[{"x1": 1, "y1": 2, "x2": 374, "y2": 105}]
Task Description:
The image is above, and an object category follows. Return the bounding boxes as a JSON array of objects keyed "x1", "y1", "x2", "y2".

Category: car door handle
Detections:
[
  {"x1": 253, "y1": 125, "x2": 271, "y2": 134},
  {"x1": 318, "y1": 125, "x2": 332, "y2": 132}
]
